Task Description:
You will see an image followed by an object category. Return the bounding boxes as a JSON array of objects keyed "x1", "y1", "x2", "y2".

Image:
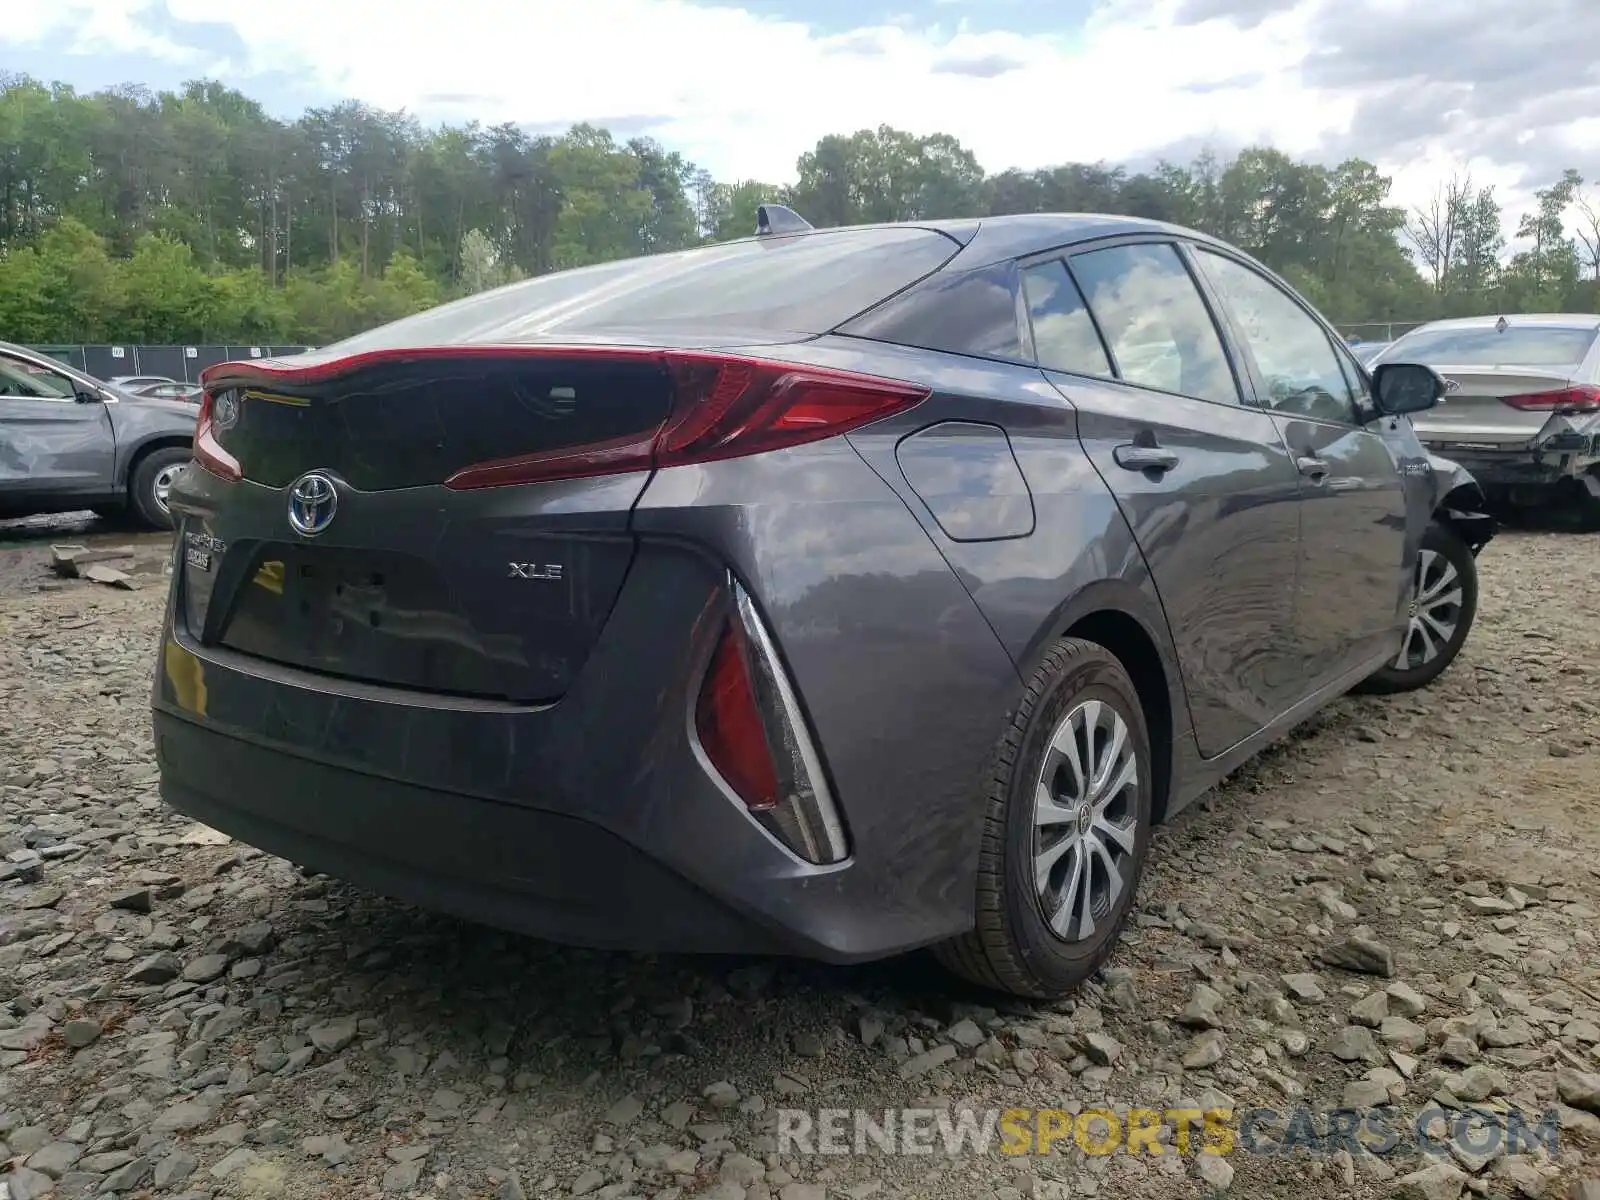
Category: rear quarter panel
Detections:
[
  {"x1": 631, "y1": 417, "x2": 1026, "y2": 950},
  {"x1": 777, "y1": 336, "x2": 1193, "y2": 794}
]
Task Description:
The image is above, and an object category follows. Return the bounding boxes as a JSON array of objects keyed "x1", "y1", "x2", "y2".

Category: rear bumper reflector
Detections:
[{"x1": 695, "y1": 574, "x2": 849, "y2": 866}]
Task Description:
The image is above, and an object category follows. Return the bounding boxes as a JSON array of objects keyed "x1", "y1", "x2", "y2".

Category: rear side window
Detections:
[
  {"x1": 837, "y1": 261, "x2": 1026, "y2": 361},
  {"x1": 0, "y1": 355, "x2": 76, "y2": 399},
  {"x1": 1022, "y1": 261, "x2": 1112, "y2": 377},
  {"x1": 1069, "y1": 243, "x2": 1240, "y2": 406},
  {"x1": 1389, "y1": 325, "x2": 1599, "y2": 368},
  {"x1": 320, "y1": 228, "x2": 961, "y2": 353}
]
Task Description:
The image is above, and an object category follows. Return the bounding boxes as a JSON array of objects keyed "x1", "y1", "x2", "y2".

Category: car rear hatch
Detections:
[
  {"x1": 179, "y1": 350, "x2": 684, "y2": 704},
  {"x1": 1411, "y1": 366, "x2": 1589, "y2": 447},
  {"x1": 172, "y1": 224, "x2": 962, "y2": 705}
]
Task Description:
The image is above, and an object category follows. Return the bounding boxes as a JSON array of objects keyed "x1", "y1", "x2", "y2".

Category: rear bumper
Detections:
[
  {"x1": 152, "y1": 444, "x2": 1025, "y2": 964},
  {"x1": 1418, "y1": 444, "x2": 1599, "y2": 488},
  {"x1": 154, "y1": 710, "x2": 771, "y2": 954},
  {"x1": 1419, "y1": 413, "x2": 1600, "y2": 489}
]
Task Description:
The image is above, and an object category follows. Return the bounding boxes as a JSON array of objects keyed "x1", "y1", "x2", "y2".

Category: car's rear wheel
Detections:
[
  {"x1": 934, "y1": 637, "x2": 1152, "y2": 1000},
  {"x1": 130, "y1": 447, "x2": 191, "y2": 531},
  {"x1": 1355, "y1": 520, "x2": 1478, "y2": 695}
]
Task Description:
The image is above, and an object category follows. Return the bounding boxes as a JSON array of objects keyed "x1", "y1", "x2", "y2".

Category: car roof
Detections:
[
  {"x1": 1401, "y1": 314, "x2": 1600, "y2": 334},
  {"x1": 730, "y1": 212, "x2": 1219, "y2": 271}
]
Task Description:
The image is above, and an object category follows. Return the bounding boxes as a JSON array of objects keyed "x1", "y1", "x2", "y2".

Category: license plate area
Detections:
[{"x1": 217, "y1": 543, "x2": 515, "y2": 698}]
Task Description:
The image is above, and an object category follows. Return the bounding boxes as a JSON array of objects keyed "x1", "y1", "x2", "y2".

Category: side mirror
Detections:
[
  {"x1": 74, "y1": 387, "x2": 104, "y2": 404},
  {"x1": 1371, "y1": 362, "x2": 1446, "y2": 416}
]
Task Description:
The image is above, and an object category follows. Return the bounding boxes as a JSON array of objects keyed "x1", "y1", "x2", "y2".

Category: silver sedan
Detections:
[{"x1": 1372, "y1": 314, "x2": 1600, "y2": 525}]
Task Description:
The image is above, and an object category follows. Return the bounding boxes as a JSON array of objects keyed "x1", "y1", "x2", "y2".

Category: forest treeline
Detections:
[{"x1": 3, "y1": 74, "x2": 1599, "y2": 344}]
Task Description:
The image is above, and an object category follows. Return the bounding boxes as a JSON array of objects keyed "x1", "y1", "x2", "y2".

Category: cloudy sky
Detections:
[{"x1": 4, "y1": 0, "x2": 1597, "y2": 239}]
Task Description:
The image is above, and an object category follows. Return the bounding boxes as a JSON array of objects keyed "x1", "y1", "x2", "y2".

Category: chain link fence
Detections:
[
  {"x1": 22, "y1": 344, "x2": 312, "y2": 383},
  {"x1": 1335, "y1": 322, "x2": 1430, "y2": 345}
]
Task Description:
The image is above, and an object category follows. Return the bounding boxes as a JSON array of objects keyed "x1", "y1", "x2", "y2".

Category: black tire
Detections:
[
  {"x1": 129, "y1": 447, "x2": 191, "y2": 531},
  {"x1": 1575, "y1": 473, "x2": 1600, "y2": 533},
  {"x1": 933, "y1": 638, "x2": 1153, "y2": 1000},
  {"x1": 1354, "y1": 520, "x2": 1478, "y2": 695}
]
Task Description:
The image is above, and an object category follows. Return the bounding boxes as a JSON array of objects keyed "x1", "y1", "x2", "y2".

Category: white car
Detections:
[{"x1": 1372, "y1": 314, "x2": 1600, "y2": 525}]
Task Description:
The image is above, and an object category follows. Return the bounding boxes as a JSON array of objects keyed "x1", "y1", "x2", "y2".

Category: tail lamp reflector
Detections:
[{"x1": 694, "y1": 578, "x2": 848, "y2": 866}]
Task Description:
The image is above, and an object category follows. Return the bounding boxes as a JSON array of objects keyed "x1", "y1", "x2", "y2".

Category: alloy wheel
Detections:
[
  {"x1": 1032, "y1": 699, "x2": 1140, "y2": 942},
  {"x1": 151, "y1": 462, "x2": 185, "y2": 515},
  {"x1": 1394, "y1": 548, "x2": 1462, "y2": 670}
]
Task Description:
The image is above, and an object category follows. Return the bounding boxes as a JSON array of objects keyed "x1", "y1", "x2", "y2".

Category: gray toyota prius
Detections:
[{"x1": 153, "y1": 209, "x2": 1494, "y2": 999}]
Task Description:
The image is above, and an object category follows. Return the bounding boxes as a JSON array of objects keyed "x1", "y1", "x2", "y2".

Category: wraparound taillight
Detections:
[
  {"x1": 442, "y1": 349, "x2": 929, "y2": 490},
  {"x1": 695, "y1": 576, "x2": 848, "y2": 866},
  {"x1": 194, "y1": 389, "x2": 242, "y2": 481},
  {"x1": 194, "y1": 346, "x2": 928, "y2": 490},
  {"x1": 1499, "y1": 384, "x2": 1600, "y2": 413}
]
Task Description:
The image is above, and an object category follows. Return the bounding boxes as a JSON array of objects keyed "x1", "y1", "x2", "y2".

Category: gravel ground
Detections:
[{"x1": 1, "y1": 523, "x2": 1598, "y2": 1200}]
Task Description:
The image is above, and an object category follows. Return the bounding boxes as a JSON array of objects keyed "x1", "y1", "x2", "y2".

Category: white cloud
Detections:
[
  {"x1": 7, "y1": 0, "x2": 202, "y2": 63},
  {"x1": 165, "y1": 0, "x2": 1330, "y2": 187},
  {"x1": 3, "y1": 0, "x2": 1594, "y2": 239}
]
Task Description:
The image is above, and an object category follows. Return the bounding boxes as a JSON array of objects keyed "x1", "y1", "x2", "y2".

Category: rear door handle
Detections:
[
  {"x1": 1114, "y1": 445, "x2": 1180, "y2": 473},
  {"x1": 1296, "y1": 455, "x2": 1329, "y2": 481}
]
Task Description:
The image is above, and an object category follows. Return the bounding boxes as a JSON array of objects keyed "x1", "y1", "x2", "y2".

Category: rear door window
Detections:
[
  {"x1": 1067, "y1": 243, "x2": 1241, "y2": 405},
  {"x1": 1021, "y1": 261, "x2": 1113, "y2": 377}
]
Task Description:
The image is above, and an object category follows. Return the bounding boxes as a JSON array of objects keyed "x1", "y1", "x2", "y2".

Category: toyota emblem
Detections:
[{"x1": 287, "y1": 471, "x2": 338, "y2": 537}]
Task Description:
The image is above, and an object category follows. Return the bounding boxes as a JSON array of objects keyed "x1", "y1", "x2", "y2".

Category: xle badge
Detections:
[{"x1": 509, "y1": 563, "x2": 563, "y2": 580}]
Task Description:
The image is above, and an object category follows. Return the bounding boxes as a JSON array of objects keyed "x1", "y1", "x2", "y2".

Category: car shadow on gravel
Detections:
[{"x1": 267, "y1": 868, "x2": 1026, "y2": 1080}]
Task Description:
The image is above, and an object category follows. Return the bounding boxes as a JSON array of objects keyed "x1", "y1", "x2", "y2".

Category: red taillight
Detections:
[
  {"x1": 1500, "y1": 385, "x2": 1600, "y2": 413},
  {"x1": 444, "y1": 350, "x2": 928, "y2": 490},
  {"x1": 696, "y1": 621, "x2": 780, "y2": 812},
  {"x1": 194, "y1": 391, "x2": 241, "y2": 481}
]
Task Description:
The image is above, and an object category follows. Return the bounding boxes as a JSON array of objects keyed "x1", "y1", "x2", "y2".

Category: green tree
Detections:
[
  {"x1": 115, "y1": 233, "x2": 215, "y2": 341},
  {"x1": 705, "y1": 180, "x2": 778, "y2": 241},
  {"x1": 0, "y1": 69, "x2": 1592, "y2": 344},
  {"x1": 1500, "y1": 170, "x2": 1581, "y2": 311},
  {"x1": 457, "y1": 228, "x2": 518, "y2": 295},
  {"x1": 0, "y1": 217, "x2": 122, "y2": 340},
  {"x1": 789, "y1": 125, "x2": 985, "y2": 226}
]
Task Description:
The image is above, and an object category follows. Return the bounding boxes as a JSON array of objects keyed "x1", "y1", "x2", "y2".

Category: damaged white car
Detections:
[{"x1": 1373, "y1": 314, "x2": 1600, "y2": 527}]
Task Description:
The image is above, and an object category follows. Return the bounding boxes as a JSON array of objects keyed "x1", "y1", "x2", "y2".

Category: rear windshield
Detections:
[
  {"x1": 318, "y1": 228, "x2": 960, "y2": 354},
  {"x1": 1390, "y1": 325, "x2": 1599, "y2": 368}
]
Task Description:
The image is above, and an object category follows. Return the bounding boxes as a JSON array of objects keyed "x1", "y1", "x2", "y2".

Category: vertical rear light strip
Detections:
[
  {"x1": 697, "y1": 576, "x2": 849, "y2": 866},
  {"x1": 731, "y1": 581, "x2": 848, "y2": 863}
]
